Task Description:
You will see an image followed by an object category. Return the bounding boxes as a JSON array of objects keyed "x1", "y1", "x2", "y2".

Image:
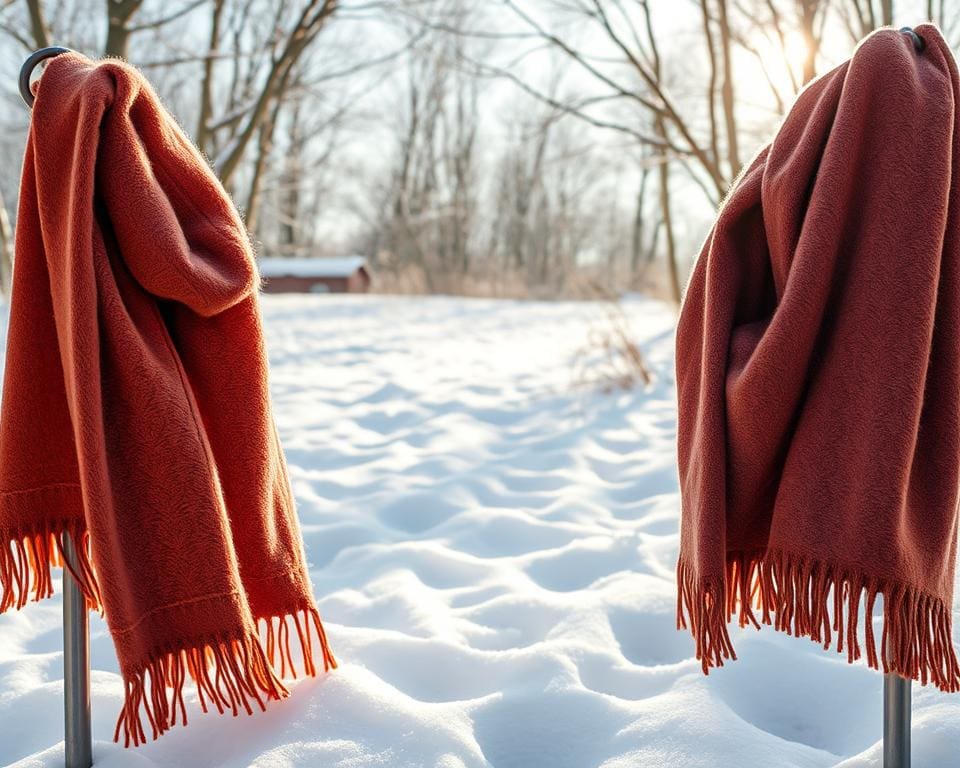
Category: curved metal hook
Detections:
[
  {"x1": 899, "y1": 26, "x2": 925, "y2": 53},
  {"x1": 19, "y1": 46, "x2": 72, "y2": 108}
]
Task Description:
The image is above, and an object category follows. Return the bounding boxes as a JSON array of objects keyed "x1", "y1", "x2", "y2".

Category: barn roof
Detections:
[{"x1": 258, "y1": 256, "x2": 368, "y2": 278}]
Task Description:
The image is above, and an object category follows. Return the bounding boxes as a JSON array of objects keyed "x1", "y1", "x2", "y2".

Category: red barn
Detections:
[{"x1": 258, "y1": 256, "x2": 371, "y2": 294}]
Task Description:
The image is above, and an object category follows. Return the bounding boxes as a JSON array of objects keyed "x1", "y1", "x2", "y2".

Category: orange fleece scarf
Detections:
[
  {"x1": 676, "y1": 24, "x2": 960, "y2": 689},
  {"x1": 0, "y1": 52, "x2": 337, "y2": 746}
]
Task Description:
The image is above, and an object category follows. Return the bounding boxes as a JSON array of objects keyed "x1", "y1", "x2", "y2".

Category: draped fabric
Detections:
[
  {"x1": 676, "y1": 24, "x2": 960, "y2": 690},
  {"x1": 0, "y1": 52, "x2": 337, "y2": 746}
]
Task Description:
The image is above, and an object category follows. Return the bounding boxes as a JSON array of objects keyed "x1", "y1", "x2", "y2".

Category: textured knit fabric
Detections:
[
  {"x1": 676, "y1": 23, "x2": 960, "y2": 689},
  {"x1": 0, "y1": 52, "x2": 337, "y2": 746}
]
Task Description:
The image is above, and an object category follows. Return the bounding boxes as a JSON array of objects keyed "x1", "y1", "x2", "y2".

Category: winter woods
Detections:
[{"x1": 0, "y1": 0, "x2": 954, "y2": 299}]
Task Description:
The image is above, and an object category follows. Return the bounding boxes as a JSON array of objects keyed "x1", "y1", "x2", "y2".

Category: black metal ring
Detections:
[
  {"x1": 899, "y1": 27, "x2": 925, "y2": 53},
  {"x1": 19, "y1": 46, "x2": 72, "y2": 108}
]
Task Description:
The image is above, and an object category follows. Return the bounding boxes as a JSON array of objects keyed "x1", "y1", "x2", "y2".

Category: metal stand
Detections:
[
  {"x1": 885, "y1": 30, "x2": 923, "y2": 768},
  {"x1": 62, "y1": 532, "x2": 92, "y2": 768},
  {"x1": 883, "y1": 657, "x2": 911, "y2": 767},
  {"x1": 17, "y1": 46, "x2": 92, "y2": 768}
]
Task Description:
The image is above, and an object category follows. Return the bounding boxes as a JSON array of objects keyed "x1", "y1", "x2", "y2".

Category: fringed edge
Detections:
[
  {"x1": 114, "y1": 606, "x2": 338, "y2": 747},
  {"x1": 259, "y1": 606, "x2": 339, "y2": 679},
  {"x1": 677, "y1": 551, "x2": 960, "y2": 692},
  {"x1": 676, "y1": 558, "x2": 737, "y2": 672},
  {"x1": 0, "y1": 521, "x2": 102, "y2": 615},
  {"x1": 2, "y1": 524, "x2": 340, "y2": 747},
  {"x1": 113, "y1": 630, "x2": 289, "y2": 747}
]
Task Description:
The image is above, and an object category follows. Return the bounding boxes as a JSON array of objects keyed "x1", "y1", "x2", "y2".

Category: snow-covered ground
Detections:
[{"x1": 1, "y1": 294, "x2": 960, "y2": 768}]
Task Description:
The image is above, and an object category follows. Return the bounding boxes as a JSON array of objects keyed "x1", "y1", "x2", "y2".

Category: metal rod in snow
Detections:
[
  {"x1": 883, "y1": 665, "x2": 911, "y2": 767},
  {"x1": 62, "y1": 531, "x2": 92, "y2": 768}
]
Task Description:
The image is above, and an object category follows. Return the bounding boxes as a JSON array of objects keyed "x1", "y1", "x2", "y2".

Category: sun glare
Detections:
[
  {"x1": 782, "y1": 30, "x2": 811, "y2": 73},
  {"x1": 738, "y1": 28, "x2": 813, "y2": 106}
]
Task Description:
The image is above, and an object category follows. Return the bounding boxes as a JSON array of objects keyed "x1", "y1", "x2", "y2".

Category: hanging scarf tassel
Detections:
[
  {"x1": 113, "y1": 630, "x2": 290, "y2": 748},
  {"x1": 677, "y1": 550, "x2": 960, "y2": 693},
  {"x1": 113, "y1": 606, "x2": 338, "y2": 746},
  {"x1": 2, "y1": 524, "x2": 339, "y2": 745},
  {"x1": 258, "y1": 606, "x2": 339, "y2": 680},
  {"x1": 0, "y1": 521, "x2": 102, "y2": 614}
]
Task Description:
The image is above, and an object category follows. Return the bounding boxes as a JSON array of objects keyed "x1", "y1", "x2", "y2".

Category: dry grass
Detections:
[{"x1": 572, "y1": 280, "x2": 654, "y2": 393}]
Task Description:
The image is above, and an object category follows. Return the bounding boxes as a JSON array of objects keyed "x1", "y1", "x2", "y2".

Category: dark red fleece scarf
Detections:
[
  {"x1": 0, "y1": 52, "x2": 337, "y2": 746},
  {"x1": 676, "y1": 23, "x2": 960, "y2": 690}
]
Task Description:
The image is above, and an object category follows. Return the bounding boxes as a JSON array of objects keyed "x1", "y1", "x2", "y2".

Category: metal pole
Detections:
[
  {"x1": 18, "y1": 45, "x2": 91, "y2": 768},
  {"x1": 883, "y1": 663, "x2": 911, "y2": 767},
  {"x1": 883, "y1": 26, "x2": 919, "y2": 767},
  {"x1": 62, "y1": 532, "x2": 92, "y2": 768}
]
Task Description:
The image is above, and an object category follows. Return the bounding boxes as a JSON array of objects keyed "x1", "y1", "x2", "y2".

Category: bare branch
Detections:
[
  {"x1": 215, "y1": 0, "x2": 339, "y2": 184},
  {"x1": 0, "y1": 19, "x2": 34, "y2": 51},
  {"x1": 128, "y1": 0, "x2": 205, "y2": 32},
  {"x1": 465, "y1": 54, "x2": 679, "y2": 150},
  {"x1": 501, "y1": 0, "x2": 665, "y2": 115}
]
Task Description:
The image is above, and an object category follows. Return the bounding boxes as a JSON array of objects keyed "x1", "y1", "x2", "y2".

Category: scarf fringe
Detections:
[
  {"x1": 114, "y1": 606, "x2": 338, "y2": 747},
  {"x1": 0, "y1": 521, "x2": 102, "y2": 614},
  {"x1": 677, "y1": 551, "x2": 960, "y2": 692},
  {"x1": 113, "y1": 630, "x2": 288, "y2": 747},
  {"x1": 260, "y1": 606, "x2": 339, "y2": 679},
  {"x1": 3, "y1": 526, "x2": 338, "y2": 747}
]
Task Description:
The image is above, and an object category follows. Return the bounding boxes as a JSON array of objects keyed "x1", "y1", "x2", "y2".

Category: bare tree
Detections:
[
  {"x1": 213, "y1": 0, "x2": 338, "y2": 185},
  {"x1": 104, "y1": 0, "x2": 205, "y2": 59},
  {"x1": 438, "y1": 0, "x2": 731, "y2": 301},
  {"x1": 0, "y1": 0, "x2": 893, "y2": 301},
  {"x1": 797, "y1": 0, "x2": 827, "y2": 84},
  {"x1": 370, "y1": 3, "x2": 484, "y2": 292},
  {"x1": 195, "y1": 0, "x2": 225, "y2": 155},
  {"x1": 843, "y1": 0, "x2": 893, "y2": 40},
  {"x1": 715, "y1": 0, "x2": 741, "y2": 178},
  {"x1": 104, "y1": 0, "x2": 143, "y2": 58},
  {"x1": 25, "y1": 0, "x2": 50, "y2": 48}
]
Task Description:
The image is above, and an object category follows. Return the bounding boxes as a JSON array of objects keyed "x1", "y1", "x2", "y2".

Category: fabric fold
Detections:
[
  {"x1": 0, "y1": 51, "x2": 337, "y2": 746},
  {"x1": 676, "y1": 23, "x2": 960, "y2": 690}
]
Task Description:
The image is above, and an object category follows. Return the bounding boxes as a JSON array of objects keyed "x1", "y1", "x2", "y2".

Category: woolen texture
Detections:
[
  {"x1": 676, "y1": 23, "x2": 960, "y2": 689},
  {"x1": 0, "y1": 52, "x2": 337, "y2": 745}
]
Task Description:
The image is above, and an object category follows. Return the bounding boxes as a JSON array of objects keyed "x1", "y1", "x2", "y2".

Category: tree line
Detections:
[{"x1": 0, "y1": 0, "x2": 953, "y2": 300}]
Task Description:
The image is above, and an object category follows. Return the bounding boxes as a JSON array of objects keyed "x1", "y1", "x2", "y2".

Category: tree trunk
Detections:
[
  {"x1": 881, "y1": 0, "x2": 894, "y2": 25},
  {"x1": 655, "y1": 118, "x2": 680, "y2": 304},
  {"x1": 716, "y1": 0, "x2": 741, "y2": 179},
  {"x1": 280, "y1": 104, "x2": 303, "y2": 250},
  {"x1": 26, "y1": 0, "x2": 51, "y2": 48},
  {"x1": 245, "y1": 97, "x2": 281, "y2": 238},
  {"x1": 631, "y1": 167, "x2": 650, "y2": 277},
  {"x1": 216, "y1": 0, "x2": 337, "y2": 186},
  {"x1": 698, "y1": 0, "x2": 720, "y2": 170},
  {"x1": 196, "y1": 0, "x2": 225, "y2": 156},
  {"x1": 104, "y1": 0, "x2": 144, "y2": 59},
  {"x1": 799, "y1": 0, "x2": 820, "y2": 85}
]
